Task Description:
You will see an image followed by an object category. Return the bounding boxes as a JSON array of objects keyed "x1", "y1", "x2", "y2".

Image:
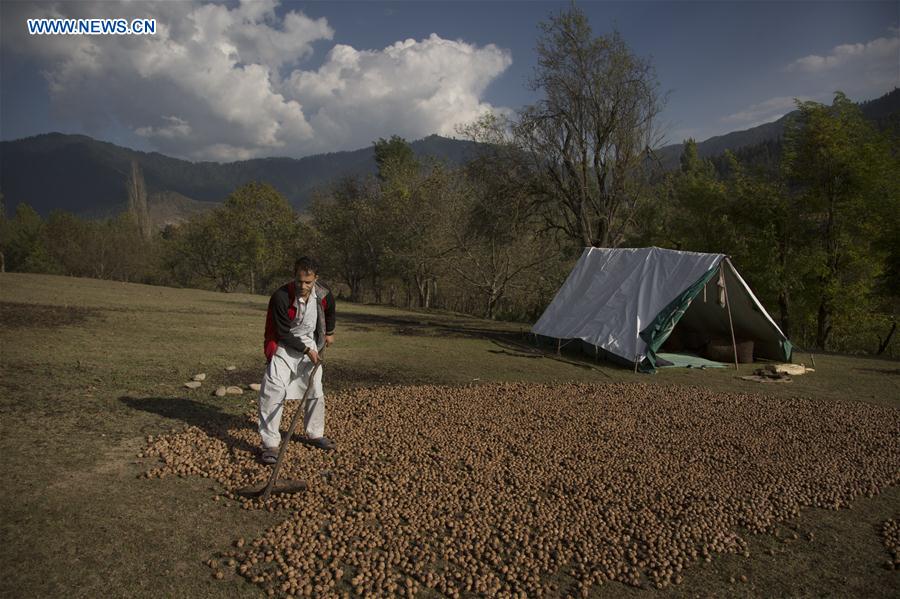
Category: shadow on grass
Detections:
[
  {"x1": 119, "y1": 396, "x2": 259, "y2": 455},
  {"x1": 340, "y1": 311, "x2": 525, "y2": 341},
  {"x1": 854, "y1": 367, "x2": 900, "y2": 376},
  {"x1": 488, "y1": 336, "x2": 616, "y2": 376},
  {"x1": 0, "y1": 301, "x2": 102, "y2": 329}
]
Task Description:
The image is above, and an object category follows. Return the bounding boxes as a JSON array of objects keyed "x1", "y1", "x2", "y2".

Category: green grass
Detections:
[{"x1": 0, "y1": 272, "x2": 897, "y2": 598}]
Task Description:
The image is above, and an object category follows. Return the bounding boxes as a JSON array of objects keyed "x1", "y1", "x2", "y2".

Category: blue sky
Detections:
[{"x1": 1, "y1": 1, "x2": 897, "y2": 161}]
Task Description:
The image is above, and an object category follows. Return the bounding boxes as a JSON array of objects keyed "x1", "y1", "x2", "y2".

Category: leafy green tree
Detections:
[
  {"x1": 45, "y1": 211, "x2": 95, "y2": 277},
  {"x1": 222, "y1": 182, "x2": 299, "y2": 293},
  {"x1": 373, "y1": 136, "x2": 456, "y2": 307},
  {"x1": 783, "y1": 92, "x2": 898, "y2": 349},
  {"x1": 311, "y1": 177, "x2": 381, "y2": 301},
  {"x1": 169, "y1": 209, "x2": 244, "y2": 292},
  {"x1": 374, "y1": 135, "x2": 419, "y2": 185},
  {"x1": 1, "y1": 204, "x2": 57, "y2": 273},
  {"x1": 725, "y1": 158, "x2": 809, "y2": 338}
]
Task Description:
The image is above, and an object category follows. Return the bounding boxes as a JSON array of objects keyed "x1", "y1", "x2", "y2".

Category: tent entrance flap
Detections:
[
  {"x1": 661, "y1": 261, "x2": 791, "y2": 363},
  {"x1": 639, "y1": 265, "x2": 722, "y2": 371}
]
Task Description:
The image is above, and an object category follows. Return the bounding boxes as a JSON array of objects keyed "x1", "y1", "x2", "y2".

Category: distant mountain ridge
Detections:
[
  {"x1": 655, "y1": 88, "x2": 899, "y2": 170},
  {"x1": 0, "y1": 133, "x2": 479, "y2": 225},
  {"x1": 2, "y1": 89, "x2": 896, "y2": 225}
]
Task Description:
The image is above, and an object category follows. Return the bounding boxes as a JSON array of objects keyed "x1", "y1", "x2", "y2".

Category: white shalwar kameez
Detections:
[{"x1": 258, "y1": 286, "x2": 325, "y2": 449}]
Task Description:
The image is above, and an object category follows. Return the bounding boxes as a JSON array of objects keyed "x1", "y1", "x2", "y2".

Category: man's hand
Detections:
[
  {"x1": 306, "y1": 348, "x2": 320, "y2": 364},
  {"x1": 325, "y1": 334, "x2": 335, "y2": 347}
]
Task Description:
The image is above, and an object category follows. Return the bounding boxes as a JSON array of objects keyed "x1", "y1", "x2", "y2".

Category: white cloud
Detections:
[
  {"x1": 2, "y1": 0, "x2": 512, "y2": 161},
  {"x1": 135, "y1": 116, "x2": 192, "y2": 139},
  {"x1": 285, "y1": 35, "x2": 513, "y2": 150},
  {"x1": 716, "y1": 31, "x2": 899, "y2": 138},
  {"x1": 786, "y1": 34, "x2": 899, "y2": 73},
  {"x1": 783, "y1": 31, "x2": 899, "y2": 101}
]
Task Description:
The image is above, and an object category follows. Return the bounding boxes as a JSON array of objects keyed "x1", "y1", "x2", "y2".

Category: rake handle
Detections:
[{"x1": 261, "y1": 348, "x2": 325, "y2": 501}]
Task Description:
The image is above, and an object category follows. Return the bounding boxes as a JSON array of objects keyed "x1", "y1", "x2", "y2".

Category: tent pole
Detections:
[
  {"x1": 557, "y1": 338, "x2": 561, "y2": 356},
  {"x1": 722, "y1": 261, "x2": 740, "y2": 370}
]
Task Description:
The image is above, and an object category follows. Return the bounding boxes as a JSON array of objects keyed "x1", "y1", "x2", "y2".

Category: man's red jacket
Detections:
[{"x1": 263, "y1": 281, "x2": 336, "y2": 362}]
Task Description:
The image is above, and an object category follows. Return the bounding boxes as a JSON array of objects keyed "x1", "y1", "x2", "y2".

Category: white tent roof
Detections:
[{"x1": 531, "y1": 247, "x2": 726, "y2": 363}]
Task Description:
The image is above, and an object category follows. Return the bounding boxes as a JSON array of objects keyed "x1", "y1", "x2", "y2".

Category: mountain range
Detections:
[{"x1": 1, "y1": 88, "x2": 896, "y2": 227}]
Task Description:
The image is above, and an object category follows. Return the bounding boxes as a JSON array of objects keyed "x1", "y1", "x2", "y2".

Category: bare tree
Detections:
[
  {"x1": 451, "y1": 115, "x2": 554, "y2": 319},
  {"x1": 515, "y1": 4, "x2": 664, "y2": 248},
  {"x1": 126, "y1": 160, "x2": 152, "y2": 240}
]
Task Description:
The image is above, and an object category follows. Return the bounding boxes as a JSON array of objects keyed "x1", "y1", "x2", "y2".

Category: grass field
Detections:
[{"x1": 0, "y1": 272, "x2": 897, "y2": 598}]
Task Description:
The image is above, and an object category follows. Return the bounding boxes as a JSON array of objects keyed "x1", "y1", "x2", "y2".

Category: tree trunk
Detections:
[
  {"x1": 414, "y1": 275, "x2": 428, "y2": 308},
  {"x1": 815, "y1": 301, "x2": 831, "y2": 350},
  {"x1": 877, "y1": 321, "x2": 896, "y2": 355},
  {"x1": 778, "y1": 290, "x2": 791, "y2": 339},
  {"x1": 373, "y1": 274, "x2": 382, "y2": 304},
  {"x1": 347, "y1": 276, "x2": 362, "y2": 302}
]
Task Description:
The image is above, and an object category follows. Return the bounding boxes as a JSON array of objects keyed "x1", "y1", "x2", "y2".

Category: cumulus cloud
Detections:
[
  {"x1": 284, "y1": 35, "x2": 513, "y2": 149},
  {"x1": 783, "y1": 31, "x2": 899, "y2": 100},
  {"x1": 2, "y1": 0, "x2": 512, "y2": 161}
]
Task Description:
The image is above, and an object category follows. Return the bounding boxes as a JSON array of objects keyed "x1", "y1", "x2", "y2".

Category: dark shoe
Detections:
[
  {"x1": 260, "y1": 446, "x2": 278, "y2": 465},
  {"x1": 307, "y1": 436, "x2": 335, "y2": 451}
]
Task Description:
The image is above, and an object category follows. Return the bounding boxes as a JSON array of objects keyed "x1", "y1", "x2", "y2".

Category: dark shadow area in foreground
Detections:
[{"x1": 119, "y1": 396, "x2": 259, "y2": 455}]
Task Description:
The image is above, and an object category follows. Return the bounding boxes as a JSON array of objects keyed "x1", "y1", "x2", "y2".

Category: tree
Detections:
[
  {"x1": 311, "y1": 177, "x2": 381, "y2": 301},
  {"x1": 0, "y1": 204, "x2": 57, "y2": 273},
  {"x1": 515, "y1": 4, "x2": 663, "y2": 249},
  {"x1": 783, "y1": 92, "x2": 899, "y2": 349},
  {"x1": 170, "y1": 209, "x2": 244, "y2": 292},
  {"x1": 725, "y1": 156, "x2": 808, "y2": 338},
  {"x1": 126, "y1": 160, "x2": 152, "y2": 241},
  {"x1": 374, "y1": 135, "x2": 419, "y2": 184},
  {"x1": 222, "y1": 182, "x2": 299, "y2": 293},
  {"x1": 452, "y1": 113, "x2": 556, "y2": 319},
  {"x1": 373, "y1": 136, "x2": 456, "y2": 308},
  {"x1": 661, "y1": 141, "x2": 738, "y2": 253}
]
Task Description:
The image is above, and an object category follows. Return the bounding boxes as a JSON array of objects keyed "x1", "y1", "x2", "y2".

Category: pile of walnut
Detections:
[{"x1": 141, "y1": 383, "x2": 900, "y2": 598}]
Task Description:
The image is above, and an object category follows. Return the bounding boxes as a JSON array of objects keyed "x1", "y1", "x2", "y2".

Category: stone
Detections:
[
  {"x1": 193, "y1": 373, "x2": 206, "y2": 381},
  {"x1": 249, "y1": 383, "x2": 261, "y2": 392},
  {"x1": 184, "y1": 381, "x2": 202, "y2": 389},
  {"x1": 225, "y1": 386, "x2": 243, "y2": 395},
  {"x1": 214, "y1": 386, "x2": 227, "y2": 397},
  {"x1": 225, "y1": 365, "x2": 237, "y2": 371}
]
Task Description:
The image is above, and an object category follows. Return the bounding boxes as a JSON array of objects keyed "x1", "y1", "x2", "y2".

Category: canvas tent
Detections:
[{"x1": 531, "y1": 247, "x2": 792, "y2": 372}]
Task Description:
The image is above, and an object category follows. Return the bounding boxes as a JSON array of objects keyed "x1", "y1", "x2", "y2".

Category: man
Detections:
[{"x1": 258, "y1": 256, "x2": 336, "y2": 463}]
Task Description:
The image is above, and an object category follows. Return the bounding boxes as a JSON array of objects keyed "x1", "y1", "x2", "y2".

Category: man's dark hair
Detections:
[{"x1": 294, "y1": 256, "x2": 320, "y2": 275}]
